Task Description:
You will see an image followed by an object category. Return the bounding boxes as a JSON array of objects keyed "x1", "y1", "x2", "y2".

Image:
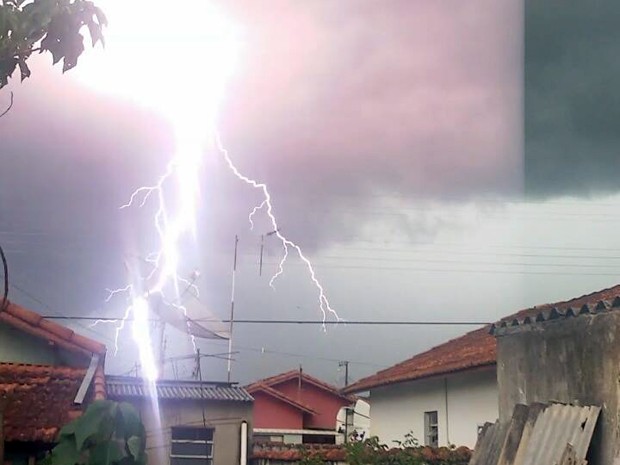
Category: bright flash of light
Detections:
[
  {"x1": 80, "y1": 0, "x2": 340, "y2": 375},
  {"x1": 75, "y1": 0, "x2": 240, "y2": 376},
  {"x1": 131, "y1": 296, "x2": 158, "y2": 380}
]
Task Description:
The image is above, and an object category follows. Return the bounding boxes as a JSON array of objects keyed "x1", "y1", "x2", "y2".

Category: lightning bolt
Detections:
[
  {"x1": 213, "y1": 132, "x2": 341, "y2": 329},
  {"x1": 96, "y1": 6, "x2": 340, "y2": 380}
]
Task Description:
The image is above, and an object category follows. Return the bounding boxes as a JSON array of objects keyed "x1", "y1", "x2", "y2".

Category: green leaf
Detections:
[
  {"x1": 51, "y1": 438, "x2": 81, "y2": 465},
  {"x1": 86, "y1": 18, "x2": 102, "y2": 47},
  {"x1": 17, "y1": 56, "x2": 29, "y2": 80},
  {"x1": 126, "y1": 436, "x2": 142, "y2": 460},
  {"x1": 74, "y1": 401, "x2": 116, "y2": 450},
  {"x1": 90, "y1": 440, "x2": 125, "y2": 465},
  {"x1": 93, "y1": 5, "x2": 106, "y2": 26},
  {"x1": 59, "y1": 420, "x2": 78, "y2": 437},
  {"x1": 118, "y1": 403, "x2": 142, "y2": 438}
]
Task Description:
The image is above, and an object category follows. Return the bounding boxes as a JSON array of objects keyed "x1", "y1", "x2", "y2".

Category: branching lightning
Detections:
[
  {"x1": 96, "y1": 3, "x2": 340, "y2": 381},
  {"x1": 214, "y1": 132, "x2": 341, "y2": 328}
]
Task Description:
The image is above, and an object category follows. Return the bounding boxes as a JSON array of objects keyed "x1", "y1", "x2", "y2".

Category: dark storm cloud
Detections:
[
  {"x1": 525, "y1": 0, "x2": 620, "y2": 197},
  {"x1": 217, "y1": 0, "x2": 521, "y2": 248},
  {"x1": 0, "y1": 68, "x2": 176, "y2": 316},
  {"x1": 0, "y1": 0, "x2": 522, "y2": 319}
]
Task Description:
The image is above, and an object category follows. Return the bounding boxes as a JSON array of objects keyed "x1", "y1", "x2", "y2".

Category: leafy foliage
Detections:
[
  {"x1": 0, "y1": 0, "x2": 106, "y2": 88},
  {"x1": 298, "y1": 446, "x2": 327, "y2": 465},
  {"x1": 344, "y1": 433, "x2": 471, "y2": 465},
  {"x1": 46, "y1": 400, "x2": 147, "y2": 465}
]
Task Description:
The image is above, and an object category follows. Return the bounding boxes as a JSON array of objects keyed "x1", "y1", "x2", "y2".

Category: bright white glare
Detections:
[
  {"x1": 131, "y1": 296, "x2": 158, "y2": 381},
  {"x1": 74, "y1": 0, "x2": 240, "y2": 127},
  {"x1": 78, "y1": 0, "x2": 241, "y2": 380}
]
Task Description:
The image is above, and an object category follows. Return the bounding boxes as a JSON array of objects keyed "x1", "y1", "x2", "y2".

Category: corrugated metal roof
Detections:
[
  {"x1": 106, "y1": 376, "x2": 253, "y2": 402},
  {"x1": 470, "y1": 402, "x2": 600, "y2": 465}
]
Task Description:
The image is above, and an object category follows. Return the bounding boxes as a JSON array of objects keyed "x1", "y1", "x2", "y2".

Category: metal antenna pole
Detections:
[
  {"x1": 259, "y1": 235, "x2": 264, "y2": 276},
  {"x1": 227, "y1": 235, "x2": 239, "y2": 382}
]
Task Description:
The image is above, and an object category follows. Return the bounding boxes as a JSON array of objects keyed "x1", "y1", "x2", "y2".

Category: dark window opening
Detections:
[{"x1": 170, "y1": 427, "x2": 214, "y2": 465}]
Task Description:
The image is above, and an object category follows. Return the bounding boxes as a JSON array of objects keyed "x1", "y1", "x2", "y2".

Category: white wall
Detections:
[
  {"x1": 337, "y1": 399, "x2": 371, "y2": 440},
  {"x1": 369, "y1": 367, "x2": 498, "y2": 448}
]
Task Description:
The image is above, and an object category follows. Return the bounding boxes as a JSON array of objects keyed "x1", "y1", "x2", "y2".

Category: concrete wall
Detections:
[
  {"x1": 130, "y1": 398, "x2": 253, "y2": 465},
  {"x1": 496, "y1": 312, "x2": 620, "y2": 465},
  {"x1": 0, "y1": 322, "x2": 87, "y2": 367},
  {"x1": 369, "y1": 367, "x2": 498, "y2": 448}
]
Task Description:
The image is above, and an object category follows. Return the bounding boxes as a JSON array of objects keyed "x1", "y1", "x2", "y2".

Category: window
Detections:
[
  {"x1": 424, "y1": 411, "x2": 439, "y2": 447},
  {"x1": 170, "y1": 427, "x2": 214, "y2": 465}
]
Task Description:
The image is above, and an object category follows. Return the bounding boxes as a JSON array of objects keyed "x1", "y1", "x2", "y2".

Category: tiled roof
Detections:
[
  {"x1": 343, "y1": 327, "x2": 496, "y2": 394},
  {"x1": 247, "y1": 370, "x2": 354, "y2": 402},
  {"x1": 344, "y1": 284, "x2": 620, "y2": 394},
  {"x1": 0, "y1": 363, "x2": 86, "y2": 442},
  {"x1": 492, "y1": 285, "x2": 620, "y2": 335},
  {"x1": 106, "y1": 376, "x2": 253, "y2": 402},
  {"x1": 246, "y1": 383, "x2": 317, "y2": 414},
  {"x1": 1, "y1": 301, "x2": 107, "y2": 400},
  {"x1": 1, "y1": 301, "x2": 106, "y2": 356}
]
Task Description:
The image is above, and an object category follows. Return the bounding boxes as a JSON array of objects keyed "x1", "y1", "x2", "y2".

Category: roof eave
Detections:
[{"x1": 343, "y1": 362, "x2": 497, "y2": 394}]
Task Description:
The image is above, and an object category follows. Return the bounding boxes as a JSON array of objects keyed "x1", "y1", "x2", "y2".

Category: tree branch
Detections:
[{"x1": 0, "y1": 91, "x2": 14, "y2": 119}]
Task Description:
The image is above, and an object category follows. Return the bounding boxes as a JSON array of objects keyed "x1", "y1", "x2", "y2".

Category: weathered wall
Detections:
[
  {"x1": 496, "y1": 311, "x2": 620, "y2": 465},
  {"x1": 131, "y1": 398, "x2": 253, "y2": 465},
  {"x1": 369, "y1": 367, "x2": 498, "y2": 448},
  {"x1": 0, "y1": 322, "x2": 87, "y2": 367}
]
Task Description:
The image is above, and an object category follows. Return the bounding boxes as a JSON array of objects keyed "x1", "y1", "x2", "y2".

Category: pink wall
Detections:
[
  {"x1": 273, "y1": 379, "x2": 352, "y2": 430},
  {"x1": 252, "y1": 391, "x2": 304, "y2": 429}
]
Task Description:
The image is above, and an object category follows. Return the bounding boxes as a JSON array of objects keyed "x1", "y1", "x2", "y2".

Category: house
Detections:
[
  {"x1": 343, "y1": 284, "x2": 620, "y2": 449},
  {"x1": 0, "y1": 300, "x2": 107, "y2": 465},
  {"x1": 106, "y1": 375, "x2": 253, "y2": 465},
  {"x1": 246, "y1": 369, "x2": 356, "y2": 445}
]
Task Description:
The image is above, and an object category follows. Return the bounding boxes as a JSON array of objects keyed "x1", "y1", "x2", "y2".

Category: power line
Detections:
[
  {"x1": 249, "y1": 261, "x2": 620, "y2": 276},
  {"x1": 39, "y1": 315, "x2": 490, "y2": 325},
  {"x1": 253, "y1": 255, "x2": 620, "y2": 268}
]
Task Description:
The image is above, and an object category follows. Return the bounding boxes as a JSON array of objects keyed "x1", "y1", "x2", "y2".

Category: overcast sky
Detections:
[{"x1": 1, "y1": 0, "x2": 620, "y2": 386}]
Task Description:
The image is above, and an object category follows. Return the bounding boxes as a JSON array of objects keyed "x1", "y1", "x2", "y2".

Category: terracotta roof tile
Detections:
[
  {"x1": 1, "y1": 301, "x2": 106, "y2": 356},
  {"x1": 252, "y1": 443, "x2": 347, "y2": 462},
  {"x1": 344, "y1": 284, "x2": 620, "y2": 393},
  {"x1": 247, "y1": 370, "x2": 354, "y2": 402},
  {"x1": 0, "y1": 363, "x2": 86, "y2": 442},
  {"x1": 246, "y1": 383, "x2": 317, "y2": 414}
]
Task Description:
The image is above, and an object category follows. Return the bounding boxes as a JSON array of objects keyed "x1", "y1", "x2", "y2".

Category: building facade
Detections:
[
  {"x1": 106, "y1": 376, "x2": 253, "y2": 465},
  {"x1": 344, "y1": 327, "x2": 499, "y2": 449},
  {"x1": 0, "y1": 301, "x2": 106, "y2": 465},
  {"x1": 247, "y1": 369, "x2": 355, "y2": 445},
  {"x1": 368, "y1": 367, "x2": 497, "y2": 448}
]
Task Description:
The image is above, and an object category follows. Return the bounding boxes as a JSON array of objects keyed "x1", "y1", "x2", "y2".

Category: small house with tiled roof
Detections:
[
  {"x1": 343, "y1": 284, "x2": 620, "y2": 450},
  {"x1": 0, "y1": 300, "x2": 106, "y2": 465},
  {"x1": 246, "y1": 369, "x2": 359, "y2": 445}
]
